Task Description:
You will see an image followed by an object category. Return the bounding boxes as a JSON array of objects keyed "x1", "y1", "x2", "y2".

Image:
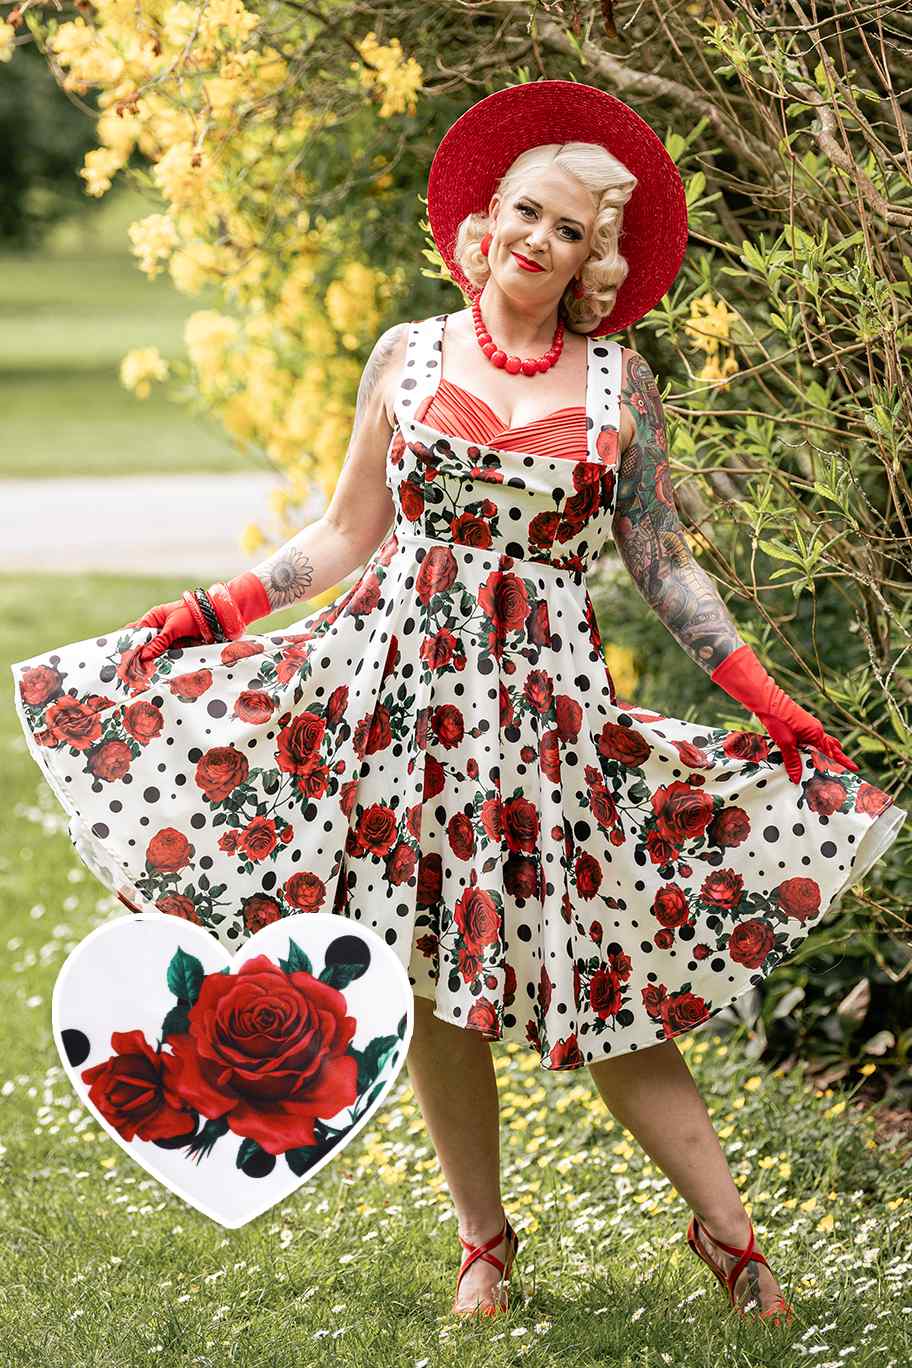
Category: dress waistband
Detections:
[{"x1": 394, "y1": 529, "x2": 588, "y2": 587}]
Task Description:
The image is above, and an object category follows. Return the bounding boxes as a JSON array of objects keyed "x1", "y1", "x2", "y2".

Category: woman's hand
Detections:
[
  {"x1": 123, "y1": 597, "x2": 206, "y2": 671},
  {"x1": 712, "y1": 644, "x2": 859, "y2": 784},
  {"x1": 122, "y1": 573, "x2": 272, "y2": 672}
]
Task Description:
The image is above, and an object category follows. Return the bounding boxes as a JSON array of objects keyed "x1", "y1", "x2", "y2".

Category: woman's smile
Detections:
[{"x1": 510, "y1": 250, "x2": 546, "y2": 272}]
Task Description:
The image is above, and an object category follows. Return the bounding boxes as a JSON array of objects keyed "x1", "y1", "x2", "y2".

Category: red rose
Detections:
[
  {"x1": 452, "y1": 513, "x2": 492, "y2": 548},
  {"x1": 458, "y1": 947, "x2": 482, "y2": 983},
  {"x1": 661, "y1": 991, "x2": 709, "y2": 1036},
  {"x1": 81, "y1": 1029, "x2": 196, "y2": 1143},
  {"x1": 855, "y1": 783, "x2": 891, "y2": 817},
  {"x1": 549, "y1": 1035, "x2": 583, "y2": 1068},
  {"x1": 708, "y1": 807, "x2": 750, "y2": 848},
  {"x1": 478, "y1": 570, "x2": 531, "y2": 636},
  {"x1": 221, "y1": 638, "x2": 265, "y2": 665},
  {"x1": 156, "y1": 893, "x2": 200, "y2": 923},
  {"x1": 432, "y1": 703, "x2": 464, "y2": 750},
  {"x1": 346, "y1": 572, "x2": 381, "y2": 617},
  {"x1": 146, "y1": 827, "x2": 193, "y2": 874},
  {"x1": 540, "y1": 728, "x2": 561, "y2": 782},
  {"x1": 728, "y1": 919, "x2": 775, "y2": 968},
  {"x1": 652, "y1": 884, "x2": 690, "y2": 928},
  {"x1": 805, "y1": 777, "x2": 847, "y2": 817},
  {"x1": 242, "y1": 894, "x2": 282, "y2": 934},
  {"x1": 501, "y1": 796, "x2": 540, "y2": 854},
  {"x1": 122, "y1": 700, "x2": 164, "y2": 745},
  {"x1": 523, "y1": 669, "x2": 554, "y2": 715},
  {"x1": 504, "y1": 854, "x2": 539, "y2": 901},
  {"x1": 575, "y1": 850, "x2": 602, "y2": 898},
  {"x1": 42, "y1": 694, "x2": 104, "y2": 750},
  {"x1": 276, "y1": 713, "x2": 326, "y2": 777},
  {"x1": 234, "y1": 690, "x2": 274, "y2": 725},
  {"x1": 87, "y1": 739, "x2": 133, "y2": 782},
  {"x1": 528, "y1": 600, "x2": 552, "y2": 648},
  {"x1": 671, "y1": 739, "x2": 710, "y2": 769},
  {"x1": 281, "y1": 870, "x2": 327, "y2": 911},
  {"x1": 641, "y1": 983, "x2": 668, "y2": 1018},
  {"x1": 655, "y1": 927, "x2": 675, "y2": 949},
  {"x1": 237, "y1": 817, "x2": 278, "y2": 863},
  {"x1": 455, "y1": 885, "x2": 500, "y2": 953},
  {"x1": 480, "y1": 797, "x2": 503, "y2": 842},
  {"x1": 699, "y1": 868, "x2": 744, "y2": 909},
  {"x1": 528, "y1": 509, "x2": 560, "y2": 547},
  {"x1": 422, "y1": 753, "x2": 445, "y2": 802},
  {"x1": 589, "y1": 968, "x2": 622, "y2": 1019},
  {"x1": 325, "y1": 684, "x2": 349, "y2": 727},
  {"x1": 499, "y1": 680, "x2": 515, "y2": 729},
  {"x1": 554, "y1": 694, "x2": 582, "y2": 742},
  {"x1": 387, "y1": 842, "x2": 417, "y2": 885},
  {"x1": 645, "y1": 829, "x2": 678, "y2": 866},
  {"x1": 399, "y1": 480, "x2": 425, "y2": 521},
  {"x1": 354, "y1": 803, "x2": 398, "y2": 858},
  {"x1": 196, "y1": 745, "x2": 250, "y2": 802},
  {"x1": 17, "y1": 663, "x2": 63, "y2": 709},
  {"x1": 467, "y1": 999, "x2": 499, "y2": 1035},
  {"x1": 364, "y1": 705, "x2": 393, "y2": 756},
  {"x1": 166, "y1": 957, "x2": 358, "y2": 1155},
  {"x1": 598, "y1": 722, "x2": 652, "y2": 768},
  {"x1": 775, "y1": 876, "x2": 822, "y2": 924},
  {"x1": 651, "y1": 781, "x2": 715, "y2": 843},
  {"x1": 447, "y1": 811, "x2": 475, "y2": 860},
  {"x1": 722, "y1": 731, "x2": 770, "y2": 762},
  {"x1": 589, "y1": 780, "x2": 619, "y2": 832},
  {"x1": 169, "y1": 669, "x2": 213, "y2": 701},
  {"x1": 416, "y1": 852, "x2": 442, "y2": 908},
  {"x1": 416, "y1": 545, "x2": 458, "y2": 606},
  {"x1": 420, "y1": 629, "x2": 458, "y2": 671}
]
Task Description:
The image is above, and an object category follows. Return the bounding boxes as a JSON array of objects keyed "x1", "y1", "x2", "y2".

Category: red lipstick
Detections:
[{"x1": 511, "y1": 251, "x2": 546, "y2": 273}]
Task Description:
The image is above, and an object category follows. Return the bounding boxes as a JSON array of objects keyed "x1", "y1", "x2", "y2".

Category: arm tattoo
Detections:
[
  {"x1": 612, "y1": 351, "x2": 745, "y2": 674},
  {"x1": 259, "y1": 548, "x2": 315, "y2": 610}
]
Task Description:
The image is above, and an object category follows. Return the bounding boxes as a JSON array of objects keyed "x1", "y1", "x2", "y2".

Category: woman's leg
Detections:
[
  {"x1": 406, "y1": 995, "x2": 510, "y2": 1311},
  {"x1": 588, "y1": 1038, "x2": 787, "y2": 1314}
]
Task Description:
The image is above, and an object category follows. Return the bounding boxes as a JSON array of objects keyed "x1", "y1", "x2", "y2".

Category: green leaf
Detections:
[
  {"x1": 282, "y1": 937, "x2": 313, "y2": 977},
  {"x1": 166, "y1": 946, "x2": 205, "y2": 1005}
]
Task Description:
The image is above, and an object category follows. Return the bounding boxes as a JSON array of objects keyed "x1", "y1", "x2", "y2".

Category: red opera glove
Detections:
[
  {"x1": 123, "y1": 572, "x2": 272, "y2": 671},
  {"x1": 711, "y1": 644, "x2": 859, "y2": 785}
]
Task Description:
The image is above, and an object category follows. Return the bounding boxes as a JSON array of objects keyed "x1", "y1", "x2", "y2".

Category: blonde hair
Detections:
[{"x1": 453, "y1": 142, "x2": 637, "y2": 334}]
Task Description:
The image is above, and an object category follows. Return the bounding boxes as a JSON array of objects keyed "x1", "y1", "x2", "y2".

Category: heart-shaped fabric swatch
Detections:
[{"x1": 53, "y1": 911, "x2": 414, "y2": 1228}]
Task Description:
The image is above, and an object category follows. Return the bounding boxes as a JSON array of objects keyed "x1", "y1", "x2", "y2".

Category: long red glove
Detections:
[
  {"x1": 711, "y1": 644, "x2": 859, "y2": 785},
  {"x1": 124, "y1": 572, "x2": 272, "y2": 670}
]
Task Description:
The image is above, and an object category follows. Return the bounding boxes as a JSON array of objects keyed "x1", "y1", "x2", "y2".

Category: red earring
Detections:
[{"x1": 481, "y1": 231, "x2": 492, "y2": 256}]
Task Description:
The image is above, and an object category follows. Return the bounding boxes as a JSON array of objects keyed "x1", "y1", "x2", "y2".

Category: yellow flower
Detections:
[
  {"x1": 119, "y1": 346, "x2": 169, "y2": 399},
  {"x1": 128, "y1": 212, "x2": 181, "y2": 279},
  {"x1": 80, "y1": 146, "x2": 126, "y2": 197},
  {"x1": 0, "y1": 21, "x2": 17, "y2": 63}
]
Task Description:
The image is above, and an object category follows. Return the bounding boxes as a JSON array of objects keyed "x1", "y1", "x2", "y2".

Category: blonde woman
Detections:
[{"x1": 11, "y1": 81, "x2": 905, "y2": 1327}]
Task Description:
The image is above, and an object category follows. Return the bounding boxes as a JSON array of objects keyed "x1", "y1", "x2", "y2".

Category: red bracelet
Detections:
[
  {"x1": 207, "y1": 581, "x2": 244, "y2": 640},
  {"x1": 182, "y1": 590, "x2": 215, "y2": 643}
]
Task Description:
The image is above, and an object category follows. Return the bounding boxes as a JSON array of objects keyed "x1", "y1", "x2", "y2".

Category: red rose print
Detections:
[
  {"x1": 122, "y1": 700, "x2": 164, "y2": 745},
  {"x1": 645, "y1": 829, "x2": 678, "y2": 866},
  {"x1": 589, "y1": 968, "x2": 622, "y2": 1019},
  {"x1": 651, "y1": 781, "x2": 715, "y2": 843},
  {"x1": 42, "y1": 694, "x2": 105, "y2": 750},
  {"x1": 455, "y1": 885, "x2": 500, "y2": 954},
  {"x1": 478, "y1": 570, "x2": 531, "y2": 636},
  {"x1": 432, "y1": 704, "x2": 464, "y2": 750},
  {"x1": 169, "y1": 669, "x2": 213, "y2": 701},
  {"x1": 87, "y1": 739, "x2": 133, "y2": 782},
  {"x1": 722, "y1": 731, "x2": 770, "y2": 762},
  {"x1": 452, "y1": 513, "x2": 492, "y2": 548},
  {"x1": 528, "y1": 509, "x2": 560, "y2": 547},
  {"x1": 326, "y1": 685, "x2": 349, "y2": 727},
  {"x1": 234, "y1": 690, "x2": 275, "y2": 724},
  {"x1": 528, "y1": 600, "x2": 552, "y2": 647},
  {"x1": 599, "y1": 722, "x2": 652, "y2": 767},
  {"x1": 775, "y1": 876, "x2": 822, "y2": 923},
  {"x1": 652, "y1": 884, "x2": 690, "y2": 928},
  {"x1": 416, "y1": 545, "x2": 458, "y2": 606},
  {"x1": 467, "y1": 999, "x2": 499, "y2": 1034},
  {"x1": 805, "y1": 777, "x2": 847, "y2": 817},
  {"x1": 575, "y1": 850, "x2": 602, "y2": 897},
  {"x1": 221, "y1": 638, "x2": 265, "y2": 665},
  {"x1": 417, "y1": 852, "x2": 442, "y2": 908},
  {"x1": 196, "y1": 745, "x2": 250, "y2": 802},
  {"x1": 242, "y1": 894, "x2": 282, "y2": 933},
  {"x1": 523, "y1": 669, "x2": 554, "y2": 715},
  {"x1": 501, "y1": 796, "x2": 539, "y2": 854},
  {"x1": 448, "y1": 811, "x2": 475, "y2": 860},
  {"x1": 276, "y1": 714, "x2": 326, "y2": 776},
  {"x1": 540, "y1": 728, "x2": 561, "y2": 782},
  {"x1": 422, "y1": 753, "x2": 445, "y2": 802},
  {"x1": 728, "y1": 919, "x2": 775, "y2": 968},
  {"x1": 855, "y1": 783, "x2": 891, "y2": 817},
  {"x1": 156, "y1": 893, "x2": 201, "y2": 923},
  {"x1": 555, "y1": 694, "x2": 582, "y2": 742},
  {"x1": 550, "y1": 1035, "x2": 584, "y2": 1068},
  {"x1": 282, "y1": 870, "x2": 327, "y2": 911},
  {"x1": 354, "y1": 804, "x2": 398, "y2": 858},
  {"x1": 458, "y1": 947, "x2": 482, "y2": 983},
  {"x1": 661, "y1": 991, "x2": 710, "y2": 1036},
  {"x1": 18, "y1": 663, "x2": 63, "y2": 708},
  {"x1": 146, "y1": 827, "x2": 193, "y2": 874},
  {"x1": 699, "y1": 868, "x2": 744, "y2": 909},
  {"x1": 82, "y1": 1029, "x2": 197, "y2": 1143},
  {"x1": 480, "y1": 798, "x2": 503, "y2": 842},
  {"x1": 421, "y1": 628, "x2": 458, "y2": 671},
  {"x1": 237, "y1": 817, "x2": 278, "y2": 863},
  {"x1": 707, "y1": 807, "x2": 750, "y2": 848},
  {"x1": 346, "y1": 572, "x2": 381, "y2": 617},
  {"x1": 399, "y1": 480, "x2": 425, "y2": 521},
  {"x1": 505, "y1": 854, "x2": 539, "y2": 901},
  {"x1": 165, "y1": 957, "x2": 358, "y2": 1154},
  {"x1": 387, "y1": 842, "x2": 417, "y2": 885}
]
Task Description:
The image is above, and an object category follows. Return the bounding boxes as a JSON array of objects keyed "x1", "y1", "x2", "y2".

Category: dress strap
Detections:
[
  {"x1": 393, "y1": 313, "x2": 446, "y2": 436},
  {"x1": 585, "y1": 336, "x2": 623, "y2": 465}
]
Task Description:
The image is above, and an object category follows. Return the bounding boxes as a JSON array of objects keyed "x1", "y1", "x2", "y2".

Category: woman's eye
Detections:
[{"x1": 516, "y1": 204, "x2": 579, "y2": 239}]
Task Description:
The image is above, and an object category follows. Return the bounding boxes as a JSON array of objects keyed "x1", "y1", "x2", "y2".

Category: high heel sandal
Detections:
[
  {"x1": 451, "y1": 1209, "x2": 521, "y2": 1317},
  {"x1": 686, "y1": 1213, "x2": 795, "y2": 1327}
]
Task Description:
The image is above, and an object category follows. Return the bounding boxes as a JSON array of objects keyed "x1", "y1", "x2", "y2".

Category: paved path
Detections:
[{"x1": 0, "y1": 473, "x2": 324, "y2": 577}]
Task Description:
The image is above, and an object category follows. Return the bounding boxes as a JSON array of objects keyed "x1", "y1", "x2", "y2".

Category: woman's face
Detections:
[{"x1": 487, "y1": 165, "x2": 596, "y2": 302}]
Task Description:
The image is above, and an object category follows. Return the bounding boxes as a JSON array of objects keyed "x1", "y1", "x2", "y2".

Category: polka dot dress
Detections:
[{"x1": 10, "y1": 312, "x2": 907, "y2": 1071}]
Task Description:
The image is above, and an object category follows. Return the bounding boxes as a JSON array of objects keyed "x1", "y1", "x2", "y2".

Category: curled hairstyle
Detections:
[{"x1": 453, "y1": 142, "x2": 637, "y2": 334}]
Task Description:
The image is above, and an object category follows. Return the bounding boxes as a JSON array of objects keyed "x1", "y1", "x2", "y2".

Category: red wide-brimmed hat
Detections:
[{"x1": 426, "y1": 80, "x2": 688, "y2": 338}]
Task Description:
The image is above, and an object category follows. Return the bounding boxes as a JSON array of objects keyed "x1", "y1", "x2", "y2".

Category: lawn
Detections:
[
  {"x1": 0, "y1": 189, "x2": 250, "y2": 480},
  {"x1": 2, "y1": 573, "x2": 910, "y2": 1368}
]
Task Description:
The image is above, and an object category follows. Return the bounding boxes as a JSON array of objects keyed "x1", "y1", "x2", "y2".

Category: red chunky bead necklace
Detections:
[{"x1": 471, "y1": 294, "x2": 565, "y2": 376}]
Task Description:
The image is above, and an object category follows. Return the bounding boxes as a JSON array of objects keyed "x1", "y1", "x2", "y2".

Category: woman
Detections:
[{"x1": 11, "y1": 82, "x2": 905, "y2": 1327}]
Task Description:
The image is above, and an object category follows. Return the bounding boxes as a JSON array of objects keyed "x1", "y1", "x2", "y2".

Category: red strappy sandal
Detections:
[
  {"x1": 451, "y1": 1209, "x2": 521, "y2": 1317},
  {"x1": 686, "y1": 1214, "x2": 795, "y2": 1327}
]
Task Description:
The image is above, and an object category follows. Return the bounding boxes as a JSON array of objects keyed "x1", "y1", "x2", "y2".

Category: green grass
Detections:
[
  {"x1": 0, "y1": 189, "x2": 249, "y2": 480},
  {"x1": 2, "y1": 573, "x2": 911, "y2": 1368}
]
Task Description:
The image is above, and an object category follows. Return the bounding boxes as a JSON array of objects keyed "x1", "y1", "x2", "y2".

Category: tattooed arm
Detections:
[
  {"x1": 612, "y1": 349, "x2": 745, "y2": 674},
  {"x1": 250, "y1": 322, "x2": 407, "y2": 612}
]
